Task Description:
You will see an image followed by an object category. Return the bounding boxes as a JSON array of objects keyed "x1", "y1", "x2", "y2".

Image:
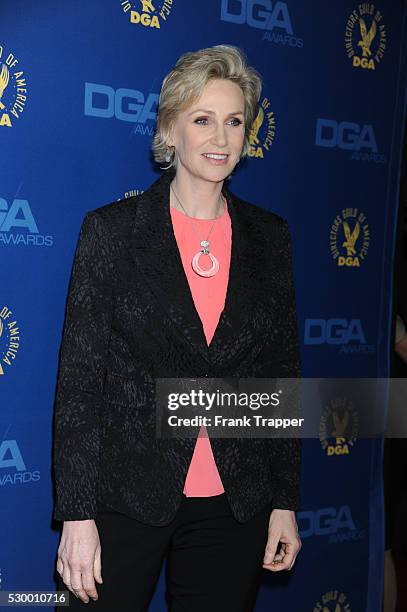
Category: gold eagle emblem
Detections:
[
  {"x1": 358, "y1": 18, "x2": 377, "y2": 57},
  {"x1": 331, "y1": 411, "x2": 349, "y2": 437},
  {"x1": 342, "y1": 221, "x2": 360, "y2": 256},
  {"x1": 248, "y1": 107, "x2": 264, "y2": 146},
  {"x1": 0, "y1": 63, "x2": 10, "y2": 110}
]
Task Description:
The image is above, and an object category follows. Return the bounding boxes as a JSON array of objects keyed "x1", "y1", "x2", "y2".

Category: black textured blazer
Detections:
[{"x1": 52, "y1": 169, "x2": 302, "y2": 526}]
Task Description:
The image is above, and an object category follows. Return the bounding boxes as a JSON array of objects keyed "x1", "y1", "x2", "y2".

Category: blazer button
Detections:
[{"x1": 203, "y1": 373, "x2": 209, "y2": 377}]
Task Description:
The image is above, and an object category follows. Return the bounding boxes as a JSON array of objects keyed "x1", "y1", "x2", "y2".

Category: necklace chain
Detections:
[{"x1": 170, "y1": 182, "x2": 225, "y2": 246}]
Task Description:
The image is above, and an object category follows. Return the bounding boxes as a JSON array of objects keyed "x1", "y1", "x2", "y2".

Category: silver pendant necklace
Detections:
[{"x1": 170, "y1": 183, "x2": 225, "y2": 278}]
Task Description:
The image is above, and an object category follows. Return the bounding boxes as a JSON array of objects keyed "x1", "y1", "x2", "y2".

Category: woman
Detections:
[{"x1": 53, "y1": 44, "x2": 302, "y2": 611}]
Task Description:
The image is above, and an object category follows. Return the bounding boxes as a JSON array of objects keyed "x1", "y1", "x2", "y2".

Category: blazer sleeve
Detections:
[
  {"x1": 52, "y1": 211, "x2": 115, "y2": 522},
  {"x1": 268, "y1": 218, "x2": 302, "y2": 512}
]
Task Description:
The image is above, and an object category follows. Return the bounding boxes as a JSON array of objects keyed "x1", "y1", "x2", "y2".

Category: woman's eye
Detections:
[{"x1": 194, "y1": 117, "x2": 243, "y2": 126}]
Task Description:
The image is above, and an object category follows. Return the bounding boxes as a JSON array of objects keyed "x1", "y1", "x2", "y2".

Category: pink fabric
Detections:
[{"x1": 169, "y1": 197, "x2": 231, "y2": 496}]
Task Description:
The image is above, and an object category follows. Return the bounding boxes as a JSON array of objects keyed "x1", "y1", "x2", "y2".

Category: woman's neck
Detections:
[{"x1": 169, "y1": 171, "x2": 225, "y2": 220}]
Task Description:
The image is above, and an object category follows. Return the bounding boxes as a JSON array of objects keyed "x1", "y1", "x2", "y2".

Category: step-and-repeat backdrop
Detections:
[{"x1": 1, "y1": 1, "x2": 407, "y2": 610}]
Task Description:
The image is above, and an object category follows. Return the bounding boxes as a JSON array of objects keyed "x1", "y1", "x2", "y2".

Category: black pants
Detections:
[{"x1": 57, "y1": 493, "x2": 272, "y2": 611}]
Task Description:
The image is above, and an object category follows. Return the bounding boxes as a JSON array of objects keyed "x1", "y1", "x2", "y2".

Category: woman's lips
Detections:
[{"x1": 202, "y1": 153, "x2": 229, "y2": 165}]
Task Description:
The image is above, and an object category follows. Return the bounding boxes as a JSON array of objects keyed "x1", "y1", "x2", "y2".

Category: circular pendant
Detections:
[{"x1": 192, "y1": 250, "x2": 219, "y2": 277}]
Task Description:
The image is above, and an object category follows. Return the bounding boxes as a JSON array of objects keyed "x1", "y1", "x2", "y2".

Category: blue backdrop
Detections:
[{"x1": 1, "y1": 1, "x2": 407, "y2": 610}]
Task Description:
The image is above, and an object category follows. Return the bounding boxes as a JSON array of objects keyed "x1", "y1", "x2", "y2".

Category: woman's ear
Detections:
[{"x1": 166, "y1": 120, "x2": 178, "y2": 149}]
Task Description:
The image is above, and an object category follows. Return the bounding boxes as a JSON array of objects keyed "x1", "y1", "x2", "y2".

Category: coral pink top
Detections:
[{"x1": 169, "y1": 195, "x2": 231, "y2": 496}]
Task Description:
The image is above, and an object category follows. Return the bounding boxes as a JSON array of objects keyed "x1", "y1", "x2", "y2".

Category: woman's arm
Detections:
[
  {"x1": 262, "y1": 218, "x2": 303, "y2": 573},
  {"x1": 267, "y1": 218, "x2": 302, "y2": 512},
  {"x1": 53, "y1": 211, "x2": 116, "y2": 522}
]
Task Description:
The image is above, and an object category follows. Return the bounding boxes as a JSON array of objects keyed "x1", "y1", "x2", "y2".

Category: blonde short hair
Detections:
[{"x1": 152, "y1": 44, "x2": 262, "y2": 171}]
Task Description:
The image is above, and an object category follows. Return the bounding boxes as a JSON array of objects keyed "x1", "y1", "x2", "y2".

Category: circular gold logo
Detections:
[
  {"x1": 0, "y1": 305, "x2": 21, "y2": 375},
  {"x1": 0, "y1": 44, "x2": 28, "y2": 127},
  {"x1": 120, "y1": 1, "x2": 174, "y2": 29},
  {"x1": 314, "y1": 589, "x2": 352, "y2": 611},
  {"x1": 248, "y1": 97, "x2": 276, "y2": 159},
  {"x1": 330, "y1": 208, "x2": 370, "y2": 268},
  {"x1": 345, "y1": 5, "x2": 387, "y2": 70},
  {"x1": 320, "y1": 397, "x2": 359, "y2": 456}
]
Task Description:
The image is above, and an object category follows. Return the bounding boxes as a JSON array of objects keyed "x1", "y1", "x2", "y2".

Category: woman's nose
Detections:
[{"x1": 211, "y1": 124, "x2": 228, "y2": 147}]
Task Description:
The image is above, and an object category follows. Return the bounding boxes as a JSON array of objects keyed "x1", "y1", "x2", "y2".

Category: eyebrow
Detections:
[{"x1": 188, "y1": 109, "x2": 244, "y2": 117}]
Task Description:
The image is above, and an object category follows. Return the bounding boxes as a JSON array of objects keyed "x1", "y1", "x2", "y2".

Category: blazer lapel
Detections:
[{"x1": 128, "y1": 169, "x2": 262, "y2": 368}]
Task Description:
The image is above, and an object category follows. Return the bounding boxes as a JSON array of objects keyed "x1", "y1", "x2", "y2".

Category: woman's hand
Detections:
[
  {"x1": 262, "y1": 509, "x2": 302, "y2": 572},
  {"x1": 56, "y1": 519, "x2": 103, "y2": 603},
  {"x1": 395, "y1": 333, "x2": 407, "y2": 365}
]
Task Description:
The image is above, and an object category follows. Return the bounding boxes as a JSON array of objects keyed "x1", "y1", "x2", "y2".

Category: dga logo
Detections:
[
  {"x1": 0, "y1": 44, "x2": 28, "y2": 127},
  {"x1": 313, "y1": 589, "x2": 351, "y2": 611},
  {"x1": 298, "y1": 505, "x2": 365, "y2": 543},
  {"x1": 120, "y1": 0, "x2": 174, "y2": 29},
  {"x1": 84, "y1": 82, "x2": 158, "y2": 136},
  {"x1": 247, "y1": 97, "x2": 276, "y2": 159},
  {"x1": 345, "y1": 4, "x2": 387, "y2": 70},
  {"x1": 304, "y1": 319, "x2": 375, "y2": 354},
  {"x1": 0, "y1": 306, "x2": 20, "y2": 375},
  {"x1": 0, "y1": 439, "x2": 40, "y2": 485},
  {"x1": 0, "y1": 198, "x2": 54, "y2": 247},
  {"x1": 315, "y1": 118, "x2": 385, "y2": 163},
  {"x1": 220, "y1": 1, "x2": 304, "y2": 48},
  {"x1": 320, "y1": 397, "x2": 359, "y2": 456},
  {"x1": 330, "y1": 208, "x2": 370, "y2": 267}
]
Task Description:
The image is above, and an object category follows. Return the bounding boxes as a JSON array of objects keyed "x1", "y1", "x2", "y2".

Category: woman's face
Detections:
[{"x1": 168, "y1": 78, "x2": 246, "y2": 182}]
